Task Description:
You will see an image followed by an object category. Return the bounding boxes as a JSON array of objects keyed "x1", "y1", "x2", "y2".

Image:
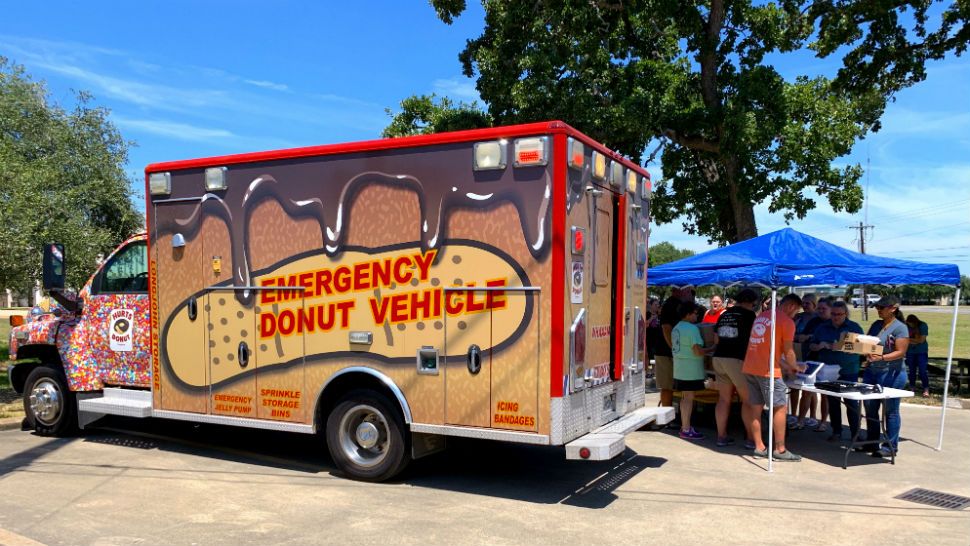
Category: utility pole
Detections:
[{"x1": 850, "y1": 221, "x2": 875, "y2": 321}]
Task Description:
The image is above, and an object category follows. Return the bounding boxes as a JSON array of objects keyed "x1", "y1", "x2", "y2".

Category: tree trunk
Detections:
[{"x1": 723, "y1": 157, "x2": 758, "y2": 243}]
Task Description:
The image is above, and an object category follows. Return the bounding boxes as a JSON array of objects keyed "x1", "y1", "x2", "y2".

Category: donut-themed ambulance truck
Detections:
[{"x1": 7, "y1": 121, "x2": 672, "y2": 481}]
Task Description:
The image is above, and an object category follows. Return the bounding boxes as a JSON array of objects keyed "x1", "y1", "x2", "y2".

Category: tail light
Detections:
[{"x1": 513, "y1": 137, "x2": 548, "y2": 167}]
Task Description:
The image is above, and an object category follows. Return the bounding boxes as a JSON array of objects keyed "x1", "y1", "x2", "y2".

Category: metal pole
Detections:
[
  {"x1": 768, "y1": 289, "x2": 777, "y2": 472},
  {"x1": 937, "y1": 287, "x2": 961, "y2": 451}
]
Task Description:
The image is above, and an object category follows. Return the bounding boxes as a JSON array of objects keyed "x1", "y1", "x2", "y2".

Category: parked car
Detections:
[{"x1": 851, "y1": 294, "x2": 881, "y2": 308}]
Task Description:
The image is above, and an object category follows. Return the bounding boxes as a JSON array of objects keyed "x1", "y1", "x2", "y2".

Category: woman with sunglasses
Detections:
[
  {"x1": 809, "y1": 301, "x2": 864, "y2": 441},
  {"x1": 863, "y1": 296, "x2": 910, "y2": 458}
]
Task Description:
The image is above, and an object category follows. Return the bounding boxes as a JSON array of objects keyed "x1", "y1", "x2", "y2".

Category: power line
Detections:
[
  {"x1": 868, "y1": 221, "x2": 970, "y2": 244},
  {"x1": 870, "y1": 244, "x2": 970, "y2": 254}
]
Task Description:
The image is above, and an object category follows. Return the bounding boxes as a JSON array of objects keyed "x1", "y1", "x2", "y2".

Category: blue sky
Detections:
[{"x1": 3, "y1": 2, "x2": 968, "y2": 277}]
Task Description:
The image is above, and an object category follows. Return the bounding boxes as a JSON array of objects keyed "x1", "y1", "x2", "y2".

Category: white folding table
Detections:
[{"x1": 794, "y1": 385, "x2": 914, "y2": 469}]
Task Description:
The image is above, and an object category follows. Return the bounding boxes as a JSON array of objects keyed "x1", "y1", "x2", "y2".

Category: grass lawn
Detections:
[
  {"x1": 919, "y1": 311, "x2": 970, "y2": 359},
  {"x1": 0, "y1": 321, "x2": 10, "y2": 361}
]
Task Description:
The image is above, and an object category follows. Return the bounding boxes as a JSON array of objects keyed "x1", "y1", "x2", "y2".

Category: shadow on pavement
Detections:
[
  {"x1": 0, "y1": 435, "x2": 78, "y2": 479},
  {"x1": 77, "y1": 416, "x2": 666, "y2": 507}
]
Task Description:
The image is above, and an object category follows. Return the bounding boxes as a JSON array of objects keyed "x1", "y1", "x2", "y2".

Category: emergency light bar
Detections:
[
  {"x1": 205, "y1": 167, "x2": 228, "y2": 191},
  {"x1": 149, "y1": 172, "x2": 171, "y2": 195},
  {"x1": 473, "y1": 140, "x2": 507, "y2": 170},
  {"x1": 609, "y1": 161, "x2": 624, "y2": 190},
  {"x1": 591, "y1": 151, "x2": 606, "y2": 180},
  {"x1": 513, "y1": 137, "x2": 548, "y2": 167},
  {"x1": 626, "y1": 170, "x2": 638, "y2": 196},
  {"x1": 567, "y1": 137, "x2": 584, "y2": 169}
]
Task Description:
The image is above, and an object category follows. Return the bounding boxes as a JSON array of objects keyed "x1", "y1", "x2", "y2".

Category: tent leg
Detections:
[
  {"x1": 937, "y1": 287, "x2": 961, "y2": 451},
  {"x1": 768, "y1": 289, "x2": 777, "y2": 473}
]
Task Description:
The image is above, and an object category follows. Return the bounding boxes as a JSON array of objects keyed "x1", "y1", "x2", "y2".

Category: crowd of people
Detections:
[{"x1": 646, "y1": 288, "x2": 930, "y2": 462}]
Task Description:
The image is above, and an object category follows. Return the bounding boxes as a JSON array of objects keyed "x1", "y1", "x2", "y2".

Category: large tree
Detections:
[
  {"x1": 0, "y1": 58, "x2": 142, "y2": 296},
  {"x1": 427, "y1": 0, "x2": 968, "y2": 244}
]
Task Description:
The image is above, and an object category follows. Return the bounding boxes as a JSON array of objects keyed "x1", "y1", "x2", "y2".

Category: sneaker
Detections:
[
  {"x1": 852, "y1": 445, "x2": 877, "y2": 453},
  {"x1": 772, "y1": 449, "x2": 802, "y2": 462},
  {"x1": 716, "y1": 436, "x2": 735, "y2": 447},
  {"x1": 814, "y1": 422, "x2": 828, "y2": 433},
  {"x1": 679, "y1": 428, "x2": 705, "y2": 440},
  {"x1": 786, "y1": 414, "x2": 798, "y2": 426},
  {"x1": 871, "y1": 447, "x2": 895, "y2": 458},
  {"x1": 804, "y1": 418, "x2": 819, "y2": 428},
  {"x1": 922, "y1": 390, "x2": 930, "y2": 397},
  {"x1": 743, "y1": 439, "x2": 756, "y2": 450},
  {"x1": 752, "y1": 448, "x2": 768, "y2": 458}
]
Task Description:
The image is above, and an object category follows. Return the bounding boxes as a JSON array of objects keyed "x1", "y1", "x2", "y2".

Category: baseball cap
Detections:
[{"x1": 874, "y1": 295, "x2": 899, "y2": 308}]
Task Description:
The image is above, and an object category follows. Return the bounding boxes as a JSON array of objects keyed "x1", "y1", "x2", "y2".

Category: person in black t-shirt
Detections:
[
  {"x1": 711, "y1": 288, "x2": 760, "y2": 448},
  {"x1": 655, "y1": 287, "x2": 695, "y2": 408}
]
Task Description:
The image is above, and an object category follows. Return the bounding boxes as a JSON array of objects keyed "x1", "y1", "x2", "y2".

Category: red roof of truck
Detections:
[{"x1": 145, "y1": 120, "x2": 650, "y2": 178}]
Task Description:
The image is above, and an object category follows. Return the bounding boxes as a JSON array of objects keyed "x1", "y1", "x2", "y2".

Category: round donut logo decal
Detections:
[{"x1": 109, "y1": 308, "x2": 135, "y2": 352}]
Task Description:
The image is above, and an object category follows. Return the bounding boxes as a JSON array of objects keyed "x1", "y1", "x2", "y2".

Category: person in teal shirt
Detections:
[
  {"x1": 905, "y1": 314, "x2": 930, "y2": 397},
  {"x1": 672, "y1": 302, "x2": 712, "y2": 440},
  {"x1": 809, "y1": 300, "x2": 864, "y2": 441}
]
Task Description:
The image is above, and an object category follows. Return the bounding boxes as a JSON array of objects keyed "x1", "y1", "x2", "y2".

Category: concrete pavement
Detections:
[{"x1": 0, "y1": 393, "x2": 967, "y2": 545}]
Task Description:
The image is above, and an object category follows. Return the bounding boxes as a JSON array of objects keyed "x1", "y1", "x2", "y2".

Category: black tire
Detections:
[
  {"x1": 22, "y1": 366, "x2": 78, "y2": 436},
  {"x1": 325, "y1": 389, "x2": 411, "y2": 482}
]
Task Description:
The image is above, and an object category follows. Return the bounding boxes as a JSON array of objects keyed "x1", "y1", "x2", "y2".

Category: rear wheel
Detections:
[
  {"x1": 23, "y1": 366, "x2": 78, "y2": 436},
  {"x1": 325, "y1": 389, "x2": 410, "y2": 482}
]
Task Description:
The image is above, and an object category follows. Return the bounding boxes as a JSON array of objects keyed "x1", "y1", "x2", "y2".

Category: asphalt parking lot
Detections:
[{"x1": 1, "y1": 393, "x2": 968, "y2": 546}]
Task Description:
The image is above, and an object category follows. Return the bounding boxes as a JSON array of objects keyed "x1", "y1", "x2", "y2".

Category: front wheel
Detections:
[
  {"x1": 23, "y1": 366, "x2": 78, "y2": 436},
  {"x1": 325, "y1": 390, "x2": 410, "y2": 482}
]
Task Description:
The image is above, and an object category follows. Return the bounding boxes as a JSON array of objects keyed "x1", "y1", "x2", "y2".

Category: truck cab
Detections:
[{"x1": 7, "y1": 234, "x2": 151, "y2": 434}]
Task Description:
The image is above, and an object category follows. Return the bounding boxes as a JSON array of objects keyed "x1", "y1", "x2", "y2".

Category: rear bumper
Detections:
[{"x1": 565, "y1": 405, "x2": 674, "y2": 460}]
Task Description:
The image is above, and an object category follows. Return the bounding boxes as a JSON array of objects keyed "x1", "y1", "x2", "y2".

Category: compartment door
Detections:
[
  {"x1": 585, "y1": 191, "x2": 616, "y2": 387},
  {"x1": 203, "y1": 226, "x2": 256, "y2": 418},
  {"x1": 154, "y1": 200, "x2": 207, "y2": 413},
  {"x1": 444, "y1": 287, "x2": 492, "y2": 427},
  {"x1": 444, "y1": 287, "x2": 540, "y2": 430},
  {"x1": 488, "y1": 288, "x2": 540, "y2": 432}
]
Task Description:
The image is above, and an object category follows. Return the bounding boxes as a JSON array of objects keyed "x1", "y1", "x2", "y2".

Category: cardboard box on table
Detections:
[{"x1": 836, "y1": 332, "x2": 884, "y2": 355}]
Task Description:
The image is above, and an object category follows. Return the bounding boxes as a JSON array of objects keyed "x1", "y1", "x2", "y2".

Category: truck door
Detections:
[
  {"x1": 585, "y1": 187, "x2": 617, "y2": 388},
  {"x1": 444, "y1": 287, "x2": 540, "y2": 430},
  {"x1": 87, "y1": 240, "x2": 152, "y2": 388}
]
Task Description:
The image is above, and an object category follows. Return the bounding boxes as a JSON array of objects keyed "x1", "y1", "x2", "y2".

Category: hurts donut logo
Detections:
[{"x1": 162, "y1": 242, "x2": 533, "y2": 388}]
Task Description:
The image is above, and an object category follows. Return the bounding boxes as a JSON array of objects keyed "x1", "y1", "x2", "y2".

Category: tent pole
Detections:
[
  {"x1": 937, "y1": 287, "x2": 961, "y2": 451},
  {"x1": 768, "y1": 289, "x2": 777, "y2": 472}
]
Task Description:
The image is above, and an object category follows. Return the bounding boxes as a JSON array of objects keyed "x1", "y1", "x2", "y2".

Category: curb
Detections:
[{"x1": 0, "y1": 416, "x2": 25, "y2": 431}]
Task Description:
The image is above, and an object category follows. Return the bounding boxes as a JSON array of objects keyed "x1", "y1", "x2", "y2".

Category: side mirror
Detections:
[{"x1": 43, "y1": 243, "x2": 66, "y2": 290}]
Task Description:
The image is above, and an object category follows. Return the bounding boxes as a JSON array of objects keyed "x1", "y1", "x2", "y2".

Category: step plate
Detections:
[
  {"x1": 78, "y1": 389, "x2": 152, "y2": 418},
  {"x1": 565, "y1": 406, "x2": 675, "y2": 461}
]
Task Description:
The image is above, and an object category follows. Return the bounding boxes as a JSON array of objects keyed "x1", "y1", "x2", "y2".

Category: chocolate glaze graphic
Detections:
[{"x1": 152, "y1": 142, "x2": 552, "y2": 305}]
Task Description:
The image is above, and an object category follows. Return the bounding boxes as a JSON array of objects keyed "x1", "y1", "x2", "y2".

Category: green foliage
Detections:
[
  {"x1": 647, "y1": 241, "x2": 695, "y2": 268},
  {"x1": 382, "y1": 93, "x2": 492, "y2": 137},
  {"x1": 0, "y1": 58, "x2": 142, "y2": 294},
  {"x1": 428, "y1": 0, "x2": 968, "y2": 244}
]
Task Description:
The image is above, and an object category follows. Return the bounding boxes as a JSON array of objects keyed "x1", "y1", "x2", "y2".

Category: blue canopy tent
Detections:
[{"x1": 649, "y1": 228, "x2": 962, "y2": 470}]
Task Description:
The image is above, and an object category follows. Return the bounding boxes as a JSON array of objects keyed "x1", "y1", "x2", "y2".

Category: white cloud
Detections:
[
  {"x1": 433, "y1": 77, "x2": 481, "y2": 103},
  {"x1": 244, "y1": 79, "x2": 289, "y2": 92},
  {"x1": 114, "y1": 117, "x2": 234, "y2": 141},
  {"x1": 876, "y1": 108, "x2": 970, "y2": 137}
]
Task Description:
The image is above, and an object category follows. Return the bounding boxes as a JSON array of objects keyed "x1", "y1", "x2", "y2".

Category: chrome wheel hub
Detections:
[
  {"x1": 29, "y1": 379, "x2": 62, "y2": 426},
  {"x1": 337, "y1": 404, "x2": 390, "y2": 468}
]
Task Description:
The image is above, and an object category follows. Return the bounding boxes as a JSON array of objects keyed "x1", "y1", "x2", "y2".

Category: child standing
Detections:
[{"x1": 672, "y1": 302, "x2": 711, "y2": 440}]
